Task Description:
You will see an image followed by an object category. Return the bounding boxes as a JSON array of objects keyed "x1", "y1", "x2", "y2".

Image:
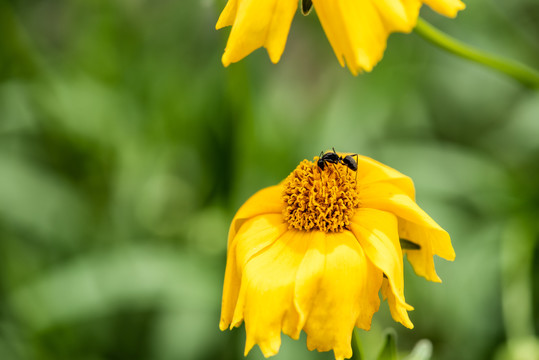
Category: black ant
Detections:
[{"x1": 317, "y1": 148, "x2": 359, "y2": 181}]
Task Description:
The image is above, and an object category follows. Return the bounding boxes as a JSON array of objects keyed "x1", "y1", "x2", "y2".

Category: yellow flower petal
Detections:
[
  {"x1": 380, "y1": 277, "x2": 413, "y2": 326},
  {"x1": 350, "y1": 208, "x2": 414, "y2": 328},
  {"x1": 302, "y1": 231, "x2": 382, "y2": 360},
  {"x1": 235, "y1": 230, "x2": 307, "y2": 357},
  {"x1": 399, "y1": 219, "x2": 446, "y2": 282},
  {"x1": 355, "y1": 154, "x2": 415, "y2": 199},
  {"x1": 219, "y1": 0, "x2": 298, "y2": 66},
  {"x1": 216, "y1": 0, "x2": 239, "y2": 29},
  {"x1": 220, "y1": 237, "x2": 241, "y2": 331},
  {"x1": 374, "y1": 0, "x2": 422, "y2": 32},
  {"x1": 220, "y1": 213, "x2": 289, "y2": 331},
  {"x1": 361, "y1": 183, "x2": 455, "y2": 259},
  {"x1": 313, "y1": 0, "x2": 389, "y2": 74},
  {"x1": 228, "y1": 185, "x2": 283, "y2": 247},
  {"x1": 288, "y1": 231, "x2": 326, "y2": 339},
  {"x1": 404, "y1": 238, "x2": 441, "y2": 282},
  {"x1": 234, "y1": 214, "x2": 289, "y2": 269},
  {"x1": 423, "y1": 0, "x2": 466, "y2": 18}
]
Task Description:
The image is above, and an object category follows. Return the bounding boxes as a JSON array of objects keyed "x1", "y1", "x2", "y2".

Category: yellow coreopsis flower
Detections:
[
  {"x1": 216, "y1": 0, "x2": 465, "y2": 74},
  {"x1": 220, "y1": 152, "x2": 455, "y2": 359}
]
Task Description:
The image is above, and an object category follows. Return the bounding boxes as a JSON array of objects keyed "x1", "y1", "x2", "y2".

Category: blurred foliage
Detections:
[{"x1": 0, "y1": 0, "x2": 538, "y2": 360}]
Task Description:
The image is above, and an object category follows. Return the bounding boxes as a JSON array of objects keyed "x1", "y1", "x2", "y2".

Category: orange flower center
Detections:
[{"x1": 282, "y1": 158, "x2": 360, "y2": 232}]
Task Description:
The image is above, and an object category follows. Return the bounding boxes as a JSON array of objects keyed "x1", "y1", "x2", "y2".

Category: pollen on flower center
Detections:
[{"x1": 282, "y1": 158, "x2": 360, "y2": 232}]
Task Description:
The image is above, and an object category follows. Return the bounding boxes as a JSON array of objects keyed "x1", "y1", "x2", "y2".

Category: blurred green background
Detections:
[{"x1": 1, "y1": 0, "x2": 538, "y2": 359}]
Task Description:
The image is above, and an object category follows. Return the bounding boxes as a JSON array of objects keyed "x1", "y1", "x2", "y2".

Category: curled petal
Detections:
[
  {"x1": 228, "y1": 185, "x2": 284, "y2": 247},
  {"x1": 218, "y1": 0, "x2": 298, "y2": 66},
  {"x1": 360, "y1": 182, "x2": 455, "y2": 265},
  {"x1": 235, "y1": 230, "x2": 307, "y2": 357},
  {"x1": 302, "y1": 231, "x2": 383, "y2": 360},
  {"x1": 220, "y1": 238, "x2": 241, "y2": 331},
  {"x1": 350, "y1": 208, "x2": 413, "y2": 328}
]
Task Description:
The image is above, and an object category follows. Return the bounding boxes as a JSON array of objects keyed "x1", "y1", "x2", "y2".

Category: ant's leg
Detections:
[
  {"x1": 332, "y1": 164, "x2": 341, "y2": 178},
  {"x1": 317, "y1": 160, "x2": 325, "y2": 181}
]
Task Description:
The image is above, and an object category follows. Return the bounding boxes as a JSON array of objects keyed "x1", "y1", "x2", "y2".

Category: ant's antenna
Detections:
[
  {"x1": 331, "y1": 147, "x2": 341, "y2": 179},
  {"x1": 354, "y1": 154, "x2": 359, "y2": 183}
]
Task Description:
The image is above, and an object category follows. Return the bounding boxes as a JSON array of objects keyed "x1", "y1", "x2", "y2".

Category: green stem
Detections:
[{"x1": 414, "y1": 18, "x2": 539, "y2": 89}]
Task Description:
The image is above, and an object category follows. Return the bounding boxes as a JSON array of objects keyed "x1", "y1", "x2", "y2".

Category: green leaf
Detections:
[
  {"x1": 400, "y1": 238, "x2": 421, "y2": 250},
  {"x1": 351, "y1": 328, "x2": 365, "y2": 360},
  {"x1": 377, "y1": 329, "x2": 398, "y2": 360},
  {"x1": 403, "y1": 339, "x2": 432, "y2": 360}
]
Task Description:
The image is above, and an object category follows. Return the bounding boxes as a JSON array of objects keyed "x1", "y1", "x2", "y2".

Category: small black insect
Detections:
[
  {"x1": 301, "y1": 0, "x2": 313, "y2": 15},
  {"x1": 317, "y1": 148, "x2": 359, "y2": 181},
  {"x1": 341, "y1": 154, "x2": 358, "y2": 172},
  {"x1": 317, "y1": 149, "x2": 340, "y2": 171},
  {"x1": 341, "y1": 153, "x2": 359, "y2": 182}
]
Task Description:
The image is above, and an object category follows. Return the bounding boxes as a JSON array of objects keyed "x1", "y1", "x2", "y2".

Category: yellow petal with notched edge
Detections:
[
  {"x1": 360, "y1": 182, "x2": 455, "y2": 262},
  {"x1": 354, "y1": 154, "x2": 416, "y2": 199},
  {"x1": 220, "y1": 0, "x2": 298, "y2": 66},
  {"x1": 220, "y1": 214, "x2": 289, "y2": 331},
  {"x1": 302, "y1": 231, "x2": 383, "y2": 360},
  {"x1": 423, "y1": 0, "x2": 466, "y2": 18},
  {"x1": 236, "y1": 230, "x2": 307, "y2": 357},
  {"x1": 399, "y1": 219, "x2": 444, "y2": 282},
  {"x1": 228, "y1": 185, "x2": 283, "y2": 247},
  {"x1": 404, "y1": 240, "x2": 440, "y2": 282},
  {"x1": 350, "y1": 208, "x2": 414, "y2": 328}
]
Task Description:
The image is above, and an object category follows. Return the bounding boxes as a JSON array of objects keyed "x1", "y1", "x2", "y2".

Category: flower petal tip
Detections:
[
  {"x1": 267, "y1": 48, "x2": 283, "y2": 64},
  {"x1": 221, "y1": 54, "x2": 231, "y2": 67},
  {"x1": 250, "y1": 338, "x2": 281, "y2": 358},
  {"x1": 244, "y1": 340, "x2": 254, "y2": 357},
  {"x1": 399, "y1": 313, "x2": 415, "y2": 329}
]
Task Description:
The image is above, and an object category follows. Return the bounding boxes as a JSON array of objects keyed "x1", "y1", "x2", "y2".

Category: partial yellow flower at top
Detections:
[
  {"x1": 220, "y1": 151, "x2": 455, "y2": 360},
  {"x1": 216, "y1": 0, "x2": 465, "y2": 74}
]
